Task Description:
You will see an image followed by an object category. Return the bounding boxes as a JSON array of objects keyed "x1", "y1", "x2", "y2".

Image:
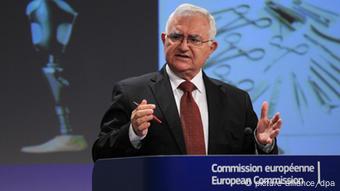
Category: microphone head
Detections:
[{"x1": 244, "y1": 127, "x2": 253, "y2": 135}]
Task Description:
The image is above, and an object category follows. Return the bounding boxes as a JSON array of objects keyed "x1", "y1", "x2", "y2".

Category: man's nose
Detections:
[{"x1": 178, "y1": 38, "x2": 190, "y2": 51}]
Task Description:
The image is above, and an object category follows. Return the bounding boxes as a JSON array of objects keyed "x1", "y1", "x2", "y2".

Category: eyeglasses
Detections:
[{"x1": 166, "y1": 33, "x2": 213, "y2": 47}]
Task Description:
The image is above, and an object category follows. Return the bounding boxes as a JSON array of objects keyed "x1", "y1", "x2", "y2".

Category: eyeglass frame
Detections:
[{"x1": 165, "y1": 32, "x2": 214, "y2": 47}]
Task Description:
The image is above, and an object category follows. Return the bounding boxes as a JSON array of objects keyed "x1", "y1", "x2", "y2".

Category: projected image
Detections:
[
  {"x1": 22, "y1": 0, "x2": 87, "y2": 153},
  {"x1": 159, "y1": 0, "x2": 340, "y2": 154},
  {"x1": 2, "y1": 1, "x2": 158, "y2": 190}
]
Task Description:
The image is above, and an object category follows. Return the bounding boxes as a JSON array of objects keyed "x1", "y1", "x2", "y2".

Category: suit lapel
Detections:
[
  {"x1": 148, "y1": 68, "x2": 186, "y2": 154},
  {"x1": 203, "y1": 74, "x2": 225, "y2": 154}
]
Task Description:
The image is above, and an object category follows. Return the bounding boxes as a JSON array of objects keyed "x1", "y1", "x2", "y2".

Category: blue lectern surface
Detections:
[{"x1": 92, "y1": 155, "x2": 340, "y2": 191}]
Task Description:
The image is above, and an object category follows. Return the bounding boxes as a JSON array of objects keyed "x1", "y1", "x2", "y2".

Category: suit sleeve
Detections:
[{"x1": 92, "y1": 83, "x2": 140, "y2": 161}]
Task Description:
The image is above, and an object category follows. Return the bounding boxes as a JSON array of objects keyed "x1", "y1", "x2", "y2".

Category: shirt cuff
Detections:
[
  {"x1": 129, "y1": 123, "x2": 146, "y2": 149},
  {"x1": 254, "y1": 129, "x2": 275, "y2": 153}
]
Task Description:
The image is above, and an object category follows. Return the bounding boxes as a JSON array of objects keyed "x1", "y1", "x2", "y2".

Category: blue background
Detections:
[{"x1": 159, "y1": 0, "x2": 340, "y2": 155}]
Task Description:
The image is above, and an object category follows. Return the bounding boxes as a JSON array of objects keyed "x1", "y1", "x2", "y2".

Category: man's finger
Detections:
[
  {"x1": 137, "y1": 122, "x2": 151, "y2": 131},
  {"x1": 135, "y1": 115, "x2": 153, "y2": 126},
  {"x1": 134, "y1": 99, "x2": 148, "y2": 110},
  {"x1": 137, "y1": 104, "x2": 156, "y2": 110},
  {"x1": 131, "y1": 109, "x2": 136, "y2": 119},
  {"x1": 272, "y1": 119, "x2": 282, "y2": 131},
  {"x1": 270, "y1": 129, "x2": 280, "y2": 139},
  {"x1": 134, "y1": 109, "x2": 154, "y2": 118},
  {"x1": 271, "y1": 112, "x2": 280, "y2": 124},
  {"x1": 260, "y1": 101, "x2": 269, "y2": 119}
]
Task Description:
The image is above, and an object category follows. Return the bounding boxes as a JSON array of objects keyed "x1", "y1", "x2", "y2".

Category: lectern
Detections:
[{"x1": 93, "y1": 156, "x2": 339, "y2": 191}]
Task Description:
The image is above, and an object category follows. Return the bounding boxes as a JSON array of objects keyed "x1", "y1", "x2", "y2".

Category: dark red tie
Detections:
[{"x1": 178, "y1": 81, "x2": 206, "y2": 155}]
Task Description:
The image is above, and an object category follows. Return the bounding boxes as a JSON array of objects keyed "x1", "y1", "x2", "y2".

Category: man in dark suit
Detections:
[{"x1": 92, "y1": 3, "x2": 282, "y2": 161}]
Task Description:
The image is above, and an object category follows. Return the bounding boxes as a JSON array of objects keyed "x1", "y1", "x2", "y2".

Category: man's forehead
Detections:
[
  {"x1": 168, "y1": 14, "x2": 210, "y2": 35},
  {"x1": 170, "y1": 14, "x2": 209, "y2": 25}
]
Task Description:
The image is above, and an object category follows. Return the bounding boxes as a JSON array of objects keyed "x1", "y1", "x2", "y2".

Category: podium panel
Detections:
[{"x1": 93, "y1": 156, "x2": 340, "y2": 191}]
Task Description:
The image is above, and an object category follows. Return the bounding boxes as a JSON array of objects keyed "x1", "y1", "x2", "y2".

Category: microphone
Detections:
[
  {"x1": 244, "y1": 126, "x2": 257, "y2": 154},
  {"x1": 244, "y1": 127, "x2": 253, "y2": 136}
]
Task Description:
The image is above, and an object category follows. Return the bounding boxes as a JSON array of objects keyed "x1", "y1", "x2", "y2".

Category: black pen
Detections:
[{"x1": 133, "y1": 101, "x2": 162, "y2": 124}]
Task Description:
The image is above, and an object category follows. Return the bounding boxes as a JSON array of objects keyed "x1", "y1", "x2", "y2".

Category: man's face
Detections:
[{"x1": 161, "y1": 14, "x2": 217, "y2": 80}]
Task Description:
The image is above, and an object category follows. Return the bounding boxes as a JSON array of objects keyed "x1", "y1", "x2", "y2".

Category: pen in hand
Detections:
[{"x1": 133, "y1": 101, "x2": 162, "y2": 124}]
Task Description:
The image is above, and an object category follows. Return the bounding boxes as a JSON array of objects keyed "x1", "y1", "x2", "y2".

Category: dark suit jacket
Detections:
[{"x1": 92, "y1": 67, "x2": 278, "y2": 161}]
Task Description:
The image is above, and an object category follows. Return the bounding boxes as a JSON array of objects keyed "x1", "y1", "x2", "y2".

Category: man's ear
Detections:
[
  {"x1": 210, "y1": 41, "x2": 218, "y2": 52},
  {"x1": 161, "y1": 33, "x2": 166, "y2": 45}
]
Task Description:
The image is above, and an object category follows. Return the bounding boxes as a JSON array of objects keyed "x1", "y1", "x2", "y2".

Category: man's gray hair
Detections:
[{"x1": 165, "y1": 3, "x2": 217, "y2": 40}]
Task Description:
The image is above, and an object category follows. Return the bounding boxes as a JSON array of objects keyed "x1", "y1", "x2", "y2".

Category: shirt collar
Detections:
[{"x1": 165, "y1": 64, "x2": 204, "y2": 93}]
